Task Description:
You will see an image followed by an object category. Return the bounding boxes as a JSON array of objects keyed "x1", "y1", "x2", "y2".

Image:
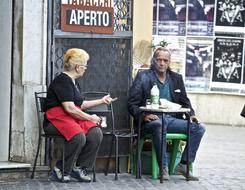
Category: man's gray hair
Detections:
[
  {"x1": 150, "y1": 46, "x2": 172, "y2": 71},
  {"x1": 152, "y1": 46, "x2": 171, "y2": 60}
]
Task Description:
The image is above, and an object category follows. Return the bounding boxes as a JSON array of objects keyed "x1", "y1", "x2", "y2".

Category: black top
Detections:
[{"x1": 44, "y1": 73, "x2": 84, "y2": 111}]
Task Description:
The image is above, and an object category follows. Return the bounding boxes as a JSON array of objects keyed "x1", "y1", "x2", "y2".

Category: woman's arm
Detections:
[
  {"x1": 81, "y1": 99, "x2": 103, "y2": 110},
  {"x1": 62, "y1": 101, "x2": 101, "y2": 124},
  {"x1": 80, "y1": 94, "x2": 117, "y2": 110}
]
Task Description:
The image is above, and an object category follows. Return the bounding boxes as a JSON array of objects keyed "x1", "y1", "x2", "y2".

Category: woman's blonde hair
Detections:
[{"x1": 64, "y1": 48, "x2": 89, "y2": 71}]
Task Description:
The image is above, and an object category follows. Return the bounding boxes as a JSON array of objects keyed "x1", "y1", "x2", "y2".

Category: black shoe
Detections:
[
  {"x1": 176, "y1": 163, "x2": 199, "y2": 181},
  {"x1": 71, "y1": 167, "x2": 91, "y2": 182}
]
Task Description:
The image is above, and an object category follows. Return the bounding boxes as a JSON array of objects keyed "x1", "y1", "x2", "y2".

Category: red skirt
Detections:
[{"x1": 45, "y1": 106, "x2": 98, "y2": 141}]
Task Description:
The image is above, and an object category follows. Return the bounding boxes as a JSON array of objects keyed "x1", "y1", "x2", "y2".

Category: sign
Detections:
[{"x1": 61, "y1": 0, "x2": 114, "y2": 34}]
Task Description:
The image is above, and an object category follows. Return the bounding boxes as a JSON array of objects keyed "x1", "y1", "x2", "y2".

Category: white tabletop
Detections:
[{"x1": 139, "y1": 106, "x2": 191, "y2": 113}]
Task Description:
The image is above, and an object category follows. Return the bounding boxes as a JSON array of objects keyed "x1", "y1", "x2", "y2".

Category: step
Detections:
[
  {"x1": 0, "y1": 161, "x2": 31, "y2": 170},
  {"x1": 0, "y1": 161, "x2": 31, "y2": 182}
]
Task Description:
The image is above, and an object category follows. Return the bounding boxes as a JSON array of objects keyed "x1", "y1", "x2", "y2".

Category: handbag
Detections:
[{"x1": 240, "y1": 105, "x2": 245, "y2": 118}]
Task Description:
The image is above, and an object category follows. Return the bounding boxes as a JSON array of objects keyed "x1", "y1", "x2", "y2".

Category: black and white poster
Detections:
[
  {"x1": 187, "y1": 0, "x2": 215, "y2": 36},
  {"x1": 212, "y1": 37, "x2": 243, "y2": 84},
  {"x1": 243, "y1": 52, "x2": 245, "y2": 84},
  {"x1": 185, "y1": 37, "x2": 213, "y2": 91},
  {"x1": 153, "y1": 0, "x2": 187, "y2": 36},
  {"x1": 215, "y1": 0, "x2": 245, "y2": 27}
]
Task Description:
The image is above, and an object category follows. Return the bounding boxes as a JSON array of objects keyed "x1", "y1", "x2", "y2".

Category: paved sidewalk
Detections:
[{"x1": 0, "y1": 124, "x2": 245, "y2": 190}]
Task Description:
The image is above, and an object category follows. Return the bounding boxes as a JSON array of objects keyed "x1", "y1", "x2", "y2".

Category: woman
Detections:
[{"x1": 44, "y1": 48, "x2": 116, "y2": 183}]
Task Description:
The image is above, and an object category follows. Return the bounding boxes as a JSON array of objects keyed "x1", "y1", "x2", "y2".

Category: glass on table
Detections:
[{"x1": 146, "y1": 99, "x2": 151, "y2": 109}]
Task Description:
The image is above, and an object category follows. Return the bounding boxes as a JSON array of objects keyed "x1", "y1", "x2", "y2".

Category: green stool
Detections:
[{"x1": 136, "y1": 133, "x2": 192, "y2": 179}]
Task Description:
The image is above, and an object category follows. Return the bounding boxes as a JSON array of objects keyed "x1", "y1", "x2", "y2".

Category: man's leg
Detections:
[
  {"x1": 142, "y1": 119, "x2": 169, "y2": 179},
  {"x1": 165, "y1": 116, "x2": 205, "y2": 163},
  {"x1": 165, "y1": 116, "x2": 205, "y2": 180}
]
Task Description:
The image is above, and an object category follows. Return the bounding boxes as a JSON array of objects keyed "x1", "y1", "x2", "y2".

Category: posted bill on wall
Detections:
[
  {"x1": 185, "y1": 37, "x2": 213, "y2": 91},
  {"x1": 212, "y1": 37, "x2": 244, "y2": 84},
  {"x1": 187, "y1": 0, "x2": 215, "y2": 36},
  {"x1": 153, "y1": 0, "x2": 187, "y2": 36},
  {"x1": 215, "y1": 0, "x2": 245, "y2": 27}
]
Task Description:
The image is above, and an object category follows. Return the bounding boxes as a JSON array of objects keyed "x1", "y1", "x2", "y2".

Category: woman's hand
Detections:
[
  {"x1": 90, "y1": 114, "x2": 102, "y2": 125},
  {"x1": 101, "y1": 94, "x2": 118, "y2": 105}
]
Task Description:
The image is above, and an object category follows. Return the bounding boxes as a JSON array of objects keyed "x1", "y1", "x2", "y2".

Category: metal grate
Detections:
[
  {"x1": 53, "y1": 38, "x2": 131, "y2": 156},
  {"x1": 54, "y1": 38, "x2": 131, "y2": 132}
]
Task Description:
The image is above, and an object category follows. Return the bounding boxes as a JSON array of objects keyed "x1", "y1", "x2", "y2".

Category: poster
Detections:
[
  {"x1": 212, "y1": 37, "x2": 243, "y2": 84},
  {"x1": 153, "y1": 0, "x2": 187, "y2": 36},
  {"x1": 215, "y1": 0, "x2": 245, "y2": 27},
  {"x1": 241, "y1": 55, "x2": 245, "y2": 93},
  {"x1": 152, "y1": 35, "x2": 185, "y2": 74},
  {"x1": 187, "y1": 0, "x2": 215, "y2": 36},
  {"x1": 185, "y1": 37, "x2": 213, "y2": 91},
  {"x1": 243, "y1": 51, "x2": 245, "y2": 84}
]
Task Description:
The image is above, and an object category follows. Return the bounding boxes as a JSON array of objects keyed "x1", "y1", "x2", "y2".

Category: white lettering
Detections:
[
  {"x1": 98, "y1": 0, "x2": 103, "y2": 6},
  {"x1": 79, "y1": 0, "x2": 85, "y2": 5},
  {"x1": 69, "y1": 10, "x2": 77, "y2": 24},
  {"x1": 90, "y1": 11, "x2": 97, "y2": 25},
  {"x1": 68, "y1": 9, "x2": 111, "y2": 27},
  {"x1": 77, "y1": 10, "x2": 84, "y2": 25},
  {"x1": 103, "y1": 12, "x2": 109, "y2": 26},
  {"x1": 61, "y1": 0, "x2": 68, "y2": 4},
  {"x1": 97, "y1": 11, "x2": 103, "y2": 26},
  {"x1": 85, "y1": 0, "x2": 90, "y2": 6},
  {"x1": 91, "y1": 0, "x2": 97, "y2": 6},
  {"x1": 72, "y1": 0, "x2": 78, "y2": 5},
  {"x1": 65, "y1": 0, "x2": 113, "y2": 7},
  {"x1": 84, "y1": 10, "x2": 90, "y2": 25}
]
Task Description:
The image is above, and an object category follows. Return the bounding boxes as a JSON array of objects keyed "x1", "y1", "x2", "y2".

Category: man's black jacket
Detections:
[{"x1": 127, "y1": 68, "x2": 195, "y2": 126}]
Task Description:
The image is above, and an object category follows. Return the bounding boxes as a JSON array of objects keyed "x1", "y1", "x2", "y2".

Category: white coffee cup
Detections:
[{"x1": 100, "y1": 116, "x2": 107, "y2": 128}]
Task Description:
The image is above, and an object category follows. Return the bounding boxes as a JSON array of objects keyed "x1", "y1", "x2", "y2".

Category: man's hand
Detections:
[
  {"x1": 144, "y1": 114, "x2": 159, "y2": 122},
  {"x1": 190, "y1": 115, "x2": 200, "y2": 124}
]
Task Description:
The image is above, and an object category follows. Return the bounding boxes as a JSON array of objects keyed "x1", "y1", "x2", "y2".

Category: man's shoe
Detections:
[
  {"x1": 158, "y1": 167, "x2": 170, "y2": 180},
  {"x1": 51, "y1": 166, "x2": 70, "y2": 183},
  {"x1": 176, "y1": 163, "x2": 199, "y2": 181},
  {"x1": 162, "y1": 167, "x2": 170, "y2": 180},
  {"x1": 71, "y1": 167, "x2": 91, "y2": 182}
]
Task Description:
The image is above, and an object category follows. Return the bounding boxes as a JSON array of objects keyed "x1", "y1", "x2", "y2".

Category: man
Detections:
[{"x1": 127, "y1": 47, "x2": 205, "y2": 181}]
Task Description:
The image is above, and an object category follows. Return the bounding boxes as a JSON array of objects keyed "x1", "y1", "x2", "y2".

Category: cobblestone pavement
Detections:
[{"x1": 1, "y1": 124, "x2": 245, "y2": 190}]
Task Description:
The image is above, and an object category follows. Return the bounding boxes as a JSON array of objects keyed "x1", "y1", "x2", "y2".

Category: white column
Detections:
[
  {"x1": 10, "y1": 0, "x2": 47, "y2": 162},
  {"x1": 0, "y1": 0, "x2": 12, "y2": 161}
]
